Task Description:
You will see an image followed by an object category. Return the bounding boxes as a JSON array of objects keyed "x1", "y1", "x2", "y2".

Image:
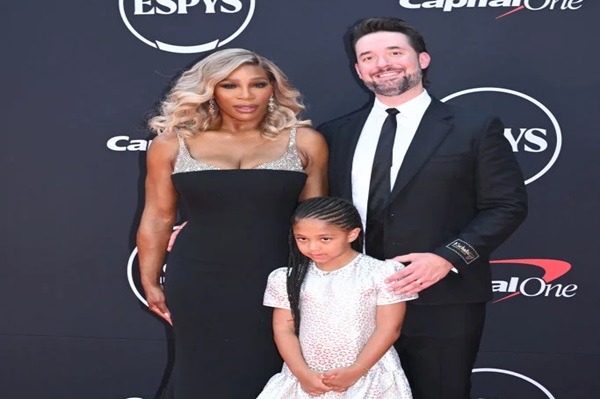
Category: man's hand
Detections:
[{"x1": 386, "y1": 252, "x2": 454, "y2": 295}]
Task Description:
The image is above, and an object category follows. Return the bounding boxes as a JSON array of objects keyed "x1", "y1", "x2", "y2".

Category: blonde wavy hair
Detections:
[{"x1": 149, "y1": 48, "x2": 311, "y2": 138}]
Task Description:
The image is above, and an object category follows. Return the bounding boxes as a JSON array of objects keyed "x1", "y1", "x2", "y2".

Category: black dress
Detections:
[{"x1": 165, "y1": 129, "x2": 306, "y2": 398}]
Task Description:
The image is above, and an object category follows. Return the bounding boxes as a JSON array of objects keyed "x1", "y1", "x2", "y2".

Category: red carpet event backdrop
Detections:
[{"x1": 2, "y1": 1, "x2": 599, "y2": 398}]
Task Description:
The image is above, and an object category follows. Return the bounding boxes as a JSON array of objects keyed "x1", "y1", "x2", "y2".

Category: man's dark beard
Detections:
[{"x1": 364, "y1": 67, "x2": 422, "y2": 97}]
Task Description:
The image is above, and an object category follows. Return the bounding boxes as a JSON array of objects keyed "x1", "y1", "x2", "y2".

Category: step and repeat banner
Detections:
[{"x1": 2, "y1": 1, "x2": 599, "y2": 398}]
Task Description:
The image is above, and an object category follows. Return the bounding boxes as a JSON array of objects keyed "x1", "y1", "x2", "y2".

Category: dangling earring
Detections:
[
  {"x1": 268, "y1": 96, "x2": 275, "y2": 112},
  {"x1": 208, "y1": 99, "x2": 217, "y2": 115}
]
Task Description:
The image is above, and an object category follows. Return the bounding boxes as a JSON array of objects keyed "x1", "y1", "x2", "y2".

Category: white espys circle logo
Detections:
[
  {"x1": 472, "y1": 368, "x2": 555, "y2": 399},
  {"x1": 119, "y1": 0, "x2": 256, "y2": 54},
  {"x1": 442, "y1": 87, "x2": 562, "y2": 185}
]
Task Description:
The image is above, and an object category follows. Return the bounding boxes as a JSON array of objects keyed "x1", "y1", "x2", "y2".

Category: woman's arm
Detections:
[
  {"x1": 136, "y1": 132, "x2": 179, "y2": 325},
  {"x1": 272, "y1": 308, "x2": 331, "y2": 396},
  {"x1": 322, "y1": 302, "x2": 407, "y2": 391},
  {"x1": 295, "y1": 127, "x2": 329, "y2": 200}
]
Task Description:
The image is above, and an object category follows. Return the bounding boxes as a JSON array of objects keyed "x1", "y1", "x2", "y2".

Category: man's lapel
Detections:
[{"x1": 390, "y1": 98, "x2": 453, "y2": 200}]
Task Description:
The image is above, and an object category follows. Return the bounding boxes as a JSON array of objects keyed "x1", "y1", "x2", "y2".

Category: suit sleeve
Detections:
[
  {"x1": 433, "y1": 117, "x2": 528, "y2": 273},
  {"x1": 316, "y1": 121, "x2": 333, "y2": 145}
]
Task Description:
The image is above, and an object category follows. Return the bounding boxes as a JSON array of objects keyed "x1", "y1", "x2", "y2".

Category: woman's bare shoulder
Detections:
[
  {"x1": 295, "y1": 126, "x2": 327, "y2": 150},
  {"x1": 147, "y1": 130, "x2": 180, "y2": 160}
]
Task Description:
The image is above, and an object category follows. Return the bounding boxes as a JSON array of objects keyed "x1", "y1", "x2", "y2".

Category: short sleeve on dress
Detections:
[
  {"x1": 263, "y1": 267, "x2": 291, "y2": 309},
  {"x1": 376, "y1": 260, "x2": 418, "y2": 305}
]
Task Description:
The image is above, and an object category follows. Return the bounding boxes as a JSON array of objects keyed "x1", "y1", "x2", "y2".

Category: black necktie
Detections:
[{"x1": 366, "y1": 108, "x2": 399, "y2": 260}]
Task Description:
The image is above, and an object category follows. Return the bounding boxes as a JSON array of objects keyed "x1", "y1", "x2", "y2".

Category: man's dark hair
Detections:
[{"x1": 349, "y1": 17, "x2": 429, "y2": 85}]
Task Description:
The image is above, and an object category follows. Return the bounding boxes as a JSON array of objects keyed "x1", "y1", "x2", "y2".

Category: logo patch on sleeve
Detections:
[{"x1": 446, "y1": 239, "x2": 479, "y2": 264}]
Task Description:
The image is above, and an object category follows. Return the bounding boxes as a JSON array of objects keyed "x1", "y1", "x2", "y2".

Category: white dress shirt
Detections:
[{"x1": 352, "y1": 89, "x2": 432, "y2": 231}]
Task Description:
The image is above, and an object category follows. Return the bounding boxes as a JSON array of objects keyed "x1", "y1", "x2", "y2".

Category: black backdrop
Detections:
[{"x1": 2, "y1": 1, "x2": 599, "y2": 398}]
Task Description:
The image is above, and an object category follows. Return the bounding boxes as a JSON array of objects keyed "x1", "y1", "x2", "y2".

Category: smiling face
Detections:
[
  {"x1": 293, "y1": 218, "x2": 361, "y2": 271},
  {"x1": 354, "y1": 31, "x2": 430, "y2": 100},
  {"x1": 213, "y1": 64, "x2": 273, "y2": 122}
]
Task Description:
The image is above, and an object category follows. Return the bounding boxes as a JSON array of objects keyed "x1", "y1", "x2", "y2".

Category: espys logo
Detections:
[
  {"x1": 491, "y1": 259, "x2": 577, "y2": 303},
  {"x1": 472, "y1": 368, "x2": 556, "y2": 398},
  {"x1": 118, "y1": 0, "x2": 255, "y2": 53},
  {"x1": 442, "y1": 87, "x2": 562, "y2": 185},
  {"x1": 398, "y1": 0, "x2": 584, "y2": 19}
]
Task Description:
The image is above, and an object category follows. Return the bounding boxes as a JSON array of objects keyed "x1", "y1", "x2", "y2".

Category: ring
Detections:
[{"x1": 416, "y1": 279, "x2": 423, "y2": 285}]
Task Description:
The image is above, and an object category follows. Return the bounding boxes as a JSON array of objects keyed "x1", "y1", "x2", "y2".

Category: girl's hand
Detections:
[
  {"x1": 322, "y1": 365, "x2": 365, "y2": 392},
  {"x1": 297, "y1": 369, "x2": 331, "y2": 397},
  {"x1": 143, "y1": 284, "x2": 173, "y2": 325}
]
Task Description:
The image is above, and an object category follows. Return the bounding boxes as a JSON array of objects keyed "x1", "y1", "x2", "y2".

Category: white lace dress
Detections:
[{"x1": 256, "y1": 254, "x2": 416, "y2": 399}]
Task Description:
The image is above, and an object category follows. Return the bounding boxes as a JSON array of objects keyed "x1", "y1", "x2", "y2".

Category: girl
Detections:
[{"x1": 257, "y1": 197, "x2": 415, "y2": 399}]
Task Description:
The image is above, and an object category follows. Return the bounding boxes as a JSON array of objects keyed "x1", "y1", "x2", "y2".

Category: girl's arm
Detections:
[
  {"x1": 322, "y1": 302, "x2": 407, "y2": 391},
  {"x1": 354, "y1": 301, "x2": 406, "y2": 369},
  {"x1": 136, "y1": 132, "x2": 179, "y2": 325},
  {"x1": 272, "y1": 308, "x2": 331, "y2": 396}
]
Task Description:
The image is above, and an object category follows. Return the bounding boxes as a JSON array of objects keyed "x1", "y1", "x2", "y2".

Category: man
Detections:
[{"x1": 318, "y1": 17, "x2": 528, "y2": 399}]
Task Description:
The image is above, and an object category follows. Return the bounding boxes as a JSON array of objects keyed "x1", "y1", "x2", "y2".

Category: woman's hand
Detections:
[{"x1": 143, "y1": 284, "x2": 173, "y2": 326}]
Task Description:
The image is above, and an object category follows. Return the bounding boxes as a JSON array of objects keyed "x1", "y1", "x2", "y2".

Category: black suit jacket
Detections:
[{"x1": 319, "y1": 98, "x2": 528, "y2": 304}]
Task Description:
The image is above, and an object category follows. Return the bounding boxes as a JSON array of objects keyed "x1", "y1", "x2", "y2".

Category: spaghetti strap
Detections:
[
  {"x1": 173, "y1": 128, "x2": 304, "y2": 174},
  {"x1": 176, "y1": 132, "x2": 191, "y2": 158},
  {"x1": 287, "y1": 127, "x2": 297, "y2": 150}
]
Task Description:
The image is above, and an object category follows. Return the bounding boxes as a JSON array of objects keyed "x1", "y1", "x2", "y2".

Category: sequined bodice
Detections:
[
  {"x1": 173, "y1": 127, "x2": 304, "y2": 174},
  {"x1": 168, "y1": 127, "x2": 307, "y2": 264}
]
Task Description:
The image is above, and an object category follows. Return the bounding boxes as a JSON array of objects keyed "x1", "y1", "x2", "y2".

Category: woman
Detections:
[{"x1": 136, "y1": 48, "x2": 328, "y2": 398}]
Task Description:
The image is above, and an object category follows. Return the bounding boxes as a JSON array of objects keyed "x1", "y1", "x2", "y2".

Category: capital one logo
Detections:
[
  {"x1": 472, "y1": 368, "x2": 556, "y2": 398},
  {"x1": 491, "y1": 259, "x2": 577, "y2": 303},
  {"x1": 398, "y1": 0, "x2": 585, "y2": 18},
  {"x1": 442, "y1": 87, "x2": 562, "y2": 185},
  {"x1": 106, "y1": 135, "x2": 152, "y2": 152},
  {"x1": 119, "y1": 0, "x2": 255, "y2": 53}
]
